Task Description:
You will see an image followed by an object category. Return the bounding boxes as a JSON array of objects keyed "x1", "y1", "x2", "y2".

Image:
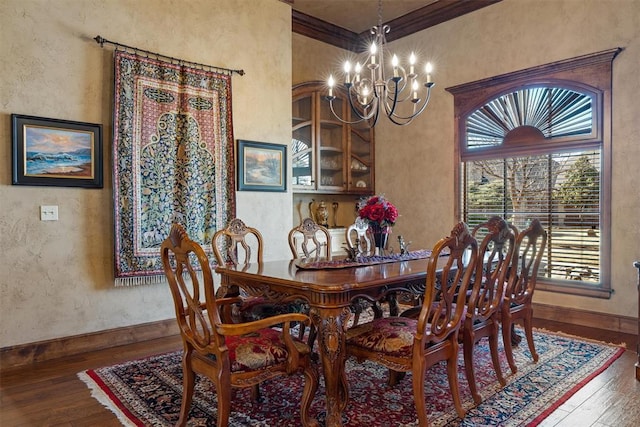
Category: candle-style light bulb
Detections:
[
  {"x1": 355, "y1": 62, "x2": 362, "y2": 83},
  {"x1": 370, "y1": 43, "x2": 377, "y2": 64},
  {"x1": 328, "y1": 75, "x2": 334, "y2": 97},
  {"x1": 409, "y1": 52, "x2": 416, "y2": 75},
  {"x1": 412, "y1": 79, "x2": 419, "y2": 101},
  {"x1": 392, "y1": 54, "x2": 399, "y2": 78},
  {"x1": 343, "y1": 61, "x2": 352, "y2": 84},
  {"x1": 361, "y1": 85, "x2": 370, "y2": 104},
  {"x1": 425, "y1": 62, "x2": 433, "y2": 83}
]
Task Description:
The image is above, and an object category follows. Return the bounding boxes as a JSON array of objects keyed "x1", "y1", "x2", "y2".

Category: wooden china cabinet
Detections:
[{"x1": 292, "y1": 81, "x2": 374, "y2": 195}]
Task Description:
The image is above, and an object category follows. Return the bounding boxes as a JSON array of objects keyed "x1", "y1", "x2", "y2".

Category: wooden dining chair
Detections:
[
  {"x1": 463, "y1": 216, "x2": 516, "y2": 404},
  {"x1": 213, "y1": 218, "x2": 307, "y2": 324},
  {"x1": 346, "y1": 222, "x2": 478, "y2": 425},
  {"x1": 345, "y1": 217, "x2": 374, "y2": 256},
  {"x1": 288, "y1": 218, "x2": 375, "y2": 348},
  {"x1": 288, "y1": 217, "x2": 332, "y2": 259},
  {"x1": 501, "y1": 218, "x2": 547, "y2": 374},
  {"x1": 287, "y1": 217, "x2": 332, "y2": 347},
  {"x1": 345, "y1": 217, "x2": 396, "y2": 321},
  {"x1": 161, "y1": 223, "x2": 319, "y2": 427}
]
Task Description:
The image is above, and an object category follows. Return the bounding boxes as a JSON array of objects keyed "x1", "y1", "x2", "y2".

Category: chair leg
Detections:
[
  {"x1": 488, "y1": 322, "x2": 506, "y2": 386},
  {"x1": 511, "y1": 323, "x2": 522, "y2": 345},
  {"x1": 447, "y1": 341, "x2": 466, "y2": 419},
  {"x1": 523, "y1": 309, "x2": 538, "y2": 362},
  {"x1": 372, "y1": 301, "x2": 384, "y2": 319},
  {"x1": 307, "y1": 325, "x2": 317, "y2": 354},
  {"x1": 463, "y1": 330, "x2": 482, "y2": 405},
  {"x1": 250, "y1": 384, "x2": 261, "y2": 402},
  {"x1": 178, "y1": 357, "x2": 195, "y2": 427},
  {"x1": 300, "y1": 359, "x2": 320, "y2": 427},
  {"x1": 217, "y1": 384, "x2": 232, "y2": 427},
  {"x1": 412, "y1": 360, "x2": 429, "y2": 427},
  {"x1": 502, "y1": 316, "x2": 518, "y2": 374},
  {"x1": 387, "y1": 292, "x2": 399, "y2": 317},
  {"x1": 388, "y1": 369, "x2": 406, "y2": 387}
]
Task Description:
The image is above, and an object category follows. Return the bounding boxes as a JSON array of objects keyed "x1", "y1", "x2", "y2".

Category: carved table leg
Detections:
[{"x1": 310, "y1": 306, "x2": 351, "y2": 427}]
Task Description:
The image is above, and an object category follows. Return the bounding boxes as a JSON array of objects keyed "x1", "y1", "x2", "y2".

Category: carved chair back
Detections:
[
  {"x1": 346, "y1": 217, "x2": 374, "y2": 256},
  {"x1": 288, "y1": 217, "x2": 332, "y2": 259}
]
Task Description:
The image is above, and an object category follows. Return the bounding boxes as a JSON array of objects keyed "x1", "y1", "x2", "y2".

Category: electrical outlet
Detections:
[{"x1": 40, "y1": 205, "x2": 58, "y2": 221}]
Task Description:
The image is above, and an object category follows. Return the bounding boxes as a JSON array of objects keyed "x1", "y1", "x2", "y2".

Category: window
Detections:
[{"x1": 447, "y1": 49, "x2": 621, "y2": 298}]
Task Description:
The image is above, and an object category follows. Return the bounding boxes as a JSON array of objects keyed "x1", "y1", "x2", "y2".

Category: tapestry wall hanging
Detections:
[{"x1": 112, "y1": 50, "x2": 235, "y2": 286}]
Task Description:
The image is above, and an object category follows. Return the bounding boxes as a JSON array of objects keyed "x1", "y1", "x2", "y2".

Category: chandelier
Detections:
[{"x1": 326, "y1": 0, "x2": 435, "y2": 127}]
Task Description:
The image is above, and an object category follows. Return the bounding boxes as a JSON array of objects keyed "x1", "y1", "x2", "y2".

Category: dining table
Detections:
[{"x1": 215, "y1": 251, "x2": 449, "y2": 427}]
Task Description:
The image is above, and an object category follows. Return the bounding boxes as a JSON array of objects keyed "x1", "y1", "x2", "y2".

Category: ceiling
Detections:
[{"x1": 285, "y1": 0, "x2": 501, "y2": 50}]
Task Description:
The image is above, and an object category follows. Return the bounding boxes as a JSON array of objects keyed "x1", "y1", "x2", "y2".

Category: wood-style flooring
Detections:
[{"x1": 1, "y1": 319, "x2": 638, "y2": 426}]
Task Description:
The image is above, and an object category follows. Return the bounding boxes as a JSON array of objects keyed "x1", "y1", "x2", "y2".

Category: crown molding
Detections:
[{"x1": 292, "y1": 0, "x2": 502, "y2": 52}]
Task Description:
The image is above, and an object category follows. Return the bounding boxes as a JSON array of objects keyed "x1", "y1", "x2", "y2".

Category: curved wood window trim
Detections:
[{"x1": 446, "y1": 48, "x2": 622, "y2": 298}]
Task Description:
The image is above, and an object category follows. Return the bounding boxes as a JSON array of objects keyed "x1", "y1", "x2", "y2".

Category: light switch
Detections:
[{"x1": 40, "y1": 205, "x2": 58, "y2": 221}]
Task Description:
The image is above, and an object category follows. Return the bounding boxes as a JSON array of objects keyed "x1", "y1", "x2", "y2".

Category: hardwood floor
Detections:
[{"x1": 1, "y1": 320, "x2": 638, "y2": 426}]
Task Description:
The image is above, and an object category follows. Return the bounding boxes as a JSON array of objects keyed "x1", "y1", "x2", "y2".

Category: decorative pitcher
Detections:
[{"x1": 315, "y1": 201, "x2": 329, "y2": 227}]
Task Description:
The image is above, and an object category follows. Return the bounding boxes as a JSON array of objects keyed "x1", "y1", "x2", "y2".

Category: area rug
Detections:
[
  {"x1": 112, "y1": 50, "x2": 235, "y2": 285},
  {"x1": 78, "y1": 328, "x2": 624, "y2": 426}
]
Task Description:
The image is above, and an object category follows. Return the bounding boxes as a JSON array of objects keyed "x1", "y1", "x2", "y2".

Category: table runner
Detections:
[
  {"x1": 112, "y1": 51, "x2": 235, "y2": 285},
  {"x1": 294, "y1": 249, "x2": 433, "y2": 269}
]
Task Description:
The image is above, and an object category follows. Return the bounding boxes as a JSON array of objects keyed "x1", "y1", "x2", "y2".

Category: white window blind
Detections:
[{"x1": 462, "y1": 150, "x2": 601, "y2": 284}]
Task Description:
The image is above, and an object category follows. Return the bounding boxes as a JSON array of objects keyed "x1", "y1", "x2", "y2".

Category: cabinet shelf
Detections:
[
  {"x1": 319, "y1": 119, "x2": 343, "y2": 128},
  {"x1": 351, "y1": 169, "x2": 370, "y2": 175},
  {"x1": 320, "y1": 147, "x2": 343, "y2": 153}
]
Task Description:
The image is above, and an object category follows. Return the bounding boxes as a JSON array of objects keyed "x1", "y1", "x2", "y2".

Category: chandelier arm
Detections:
[
  {"x1": 382, "y1": 79, "x2": 401, "y2": 118},
  {"x1": 387, "y1": 86, "x2": 434, "y2": 125},
  {"x1": 326, "y1": 97, "x2": 366, "y2": 125},
  {"x1": 366, "y1": 99, "x2": 382, "y2": 127},
  {"x1": 346, "y1": 88, "x2": 377, "y2": 122},
  {"x1": 384, "y1": 65, "x2": 410, "y2": 102}
]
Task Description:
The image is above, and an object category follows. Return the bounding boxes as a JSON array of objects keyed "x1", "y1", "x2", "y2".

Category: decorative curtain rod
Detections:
[{"x1": 93, "y1": 35, "x2": 245, "y2": 76}]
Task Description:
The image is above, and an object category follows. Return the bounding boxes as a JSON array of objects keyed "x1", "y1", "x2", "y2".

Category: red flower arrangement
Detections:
[{"x1": 357, "y1": 195, "x2": 399, "y2": 228}]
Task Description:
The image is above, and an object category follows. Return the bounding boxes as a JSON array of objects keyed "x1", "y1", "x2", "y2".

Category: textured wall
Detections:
[
  {"x1": 294, "y1": 0, "x2": 640, "y2": 318},
  {"x1": 0, "y1": 0, "x2": 293, "y2": 348}
]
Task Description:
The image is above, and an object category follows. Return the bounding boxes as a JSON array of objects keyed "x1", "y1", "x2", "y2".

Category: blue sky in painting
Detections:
[{"x1": 25, "y1": 126, "x2": 91, "y2": 153}]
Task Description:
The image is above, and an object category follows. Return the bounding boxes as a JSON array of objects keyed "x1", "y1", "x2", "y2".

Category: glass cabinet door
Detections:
[
  {"x1": 292, "y1": 94, "x2": 314, "y2": 190},
  {"x1": 292, "y1": 81, "x2": 374, "y2": 195},
  {"x1": 348, "y1": 121, "x2": 373, "y2": 193},
  {"x1": 318, "y1": 94, "x2": 346, "y2": 191}
]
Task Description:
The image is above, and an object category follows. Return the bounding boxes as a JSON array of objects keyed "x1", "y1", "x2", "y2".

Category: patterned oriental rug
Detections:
[{"x1": 78, "y1": 327, "x2": 623, "y2": 427}]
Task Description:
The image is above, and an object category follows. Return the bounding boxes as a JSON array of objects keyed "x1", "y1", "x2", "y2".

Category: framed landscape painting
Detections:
[
  {"x1": 237, "y1": 140, "x2": 286, "y2": 192},
  {"x1": 12, "y1": 114, "x2": 103, "y2": 188}
]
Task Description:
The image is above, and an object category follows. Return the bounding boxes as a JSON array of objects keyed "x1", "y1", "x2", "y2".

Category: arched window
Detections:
[{"x1": 446, "y1": 48, "x2": 621, "y2": 298}]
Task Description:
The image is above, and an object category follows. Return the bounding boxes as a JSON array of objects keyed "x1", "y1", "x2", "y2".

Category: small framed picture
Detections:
[
  {"x1": 12, "y1": 114, "x2": 103, "y2": 188},
  {"x1": 237, "y1": 140, "x2": 286, "y2": 192}
]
